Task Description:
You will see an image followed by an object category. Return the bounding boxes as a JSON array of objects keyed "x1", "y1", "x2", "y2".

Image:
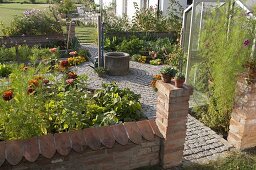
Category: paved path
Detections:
[{"x1": 79, "y1": 45, "x2": 233, "y2": 163}]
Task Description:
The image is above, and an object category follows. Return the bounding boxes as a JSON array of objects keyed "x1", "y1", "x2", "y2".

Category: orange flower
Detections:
[
  {"x1": 2, "y1": 90, "x2": 13, "y2": 101},
  {"x1": 67, "y1": 71, "x2": 77, "y2": 79},
  {"x1": 29, "y1": 79, "x2": 39, "y2": 87},
  {"x1": 49, "y1": 48, "x2": 57, "y2": 53},
  {"x1": 153, "y1": 74, "x2": 161, "y2": 80}
]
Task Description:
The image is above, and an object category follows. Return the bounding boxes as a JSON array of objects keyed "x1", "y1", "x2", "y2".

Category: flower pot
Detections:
[
  {"x1": 175, "y1": 78, "x2": 185, "y2": 88},
  {"x1": 161, "y1": 74, "x2": 172, "y2": 83}
]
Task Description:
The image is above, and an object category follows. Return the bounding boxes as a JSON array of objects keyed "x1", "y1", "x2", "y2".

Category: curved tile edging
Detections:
[{"x1": 0, "y1": 119, "x2": 163, "y2": 166}]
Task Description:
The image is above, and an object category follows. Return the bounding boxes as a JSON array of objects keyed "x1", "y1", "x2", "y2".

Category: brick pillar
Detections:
[
  {"x1": 66, "y1": 22, "x2": 76, "y2": 39},
  {"x1": 228, "y1": 75, "x2": 256, "y2": 150},
  {"x1": 155, "y1": 81, "x2": 193, "y2": 169}
]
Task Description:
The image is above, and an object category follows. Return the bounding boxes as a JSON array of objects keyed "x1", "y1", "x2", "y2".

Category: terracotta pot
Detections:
[
  {"x1": 175, "y1": 78, "x2": 185, "y2": 88},
  {"x1": 161, "y1": 74, "x2": 172, "y2": 83}
]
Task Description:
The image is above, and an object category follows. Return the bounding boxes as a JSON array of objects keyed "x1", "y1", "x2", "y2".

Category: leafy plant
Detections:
[
  {"x1": 0, "y1": 64, "x2": 12, "y2": 78},
  {"x1": 175, "y1": 72, "x2": 185, "y2": 79},
  {"x1": 160, "y1": 66, "x2": 177, "y2": 77},
  {"x1": 92, "y1": 83, "x2": 144, "y2": 122},
  {"x1": 150, "y1": 59, "x2": 162, "y2": 65},
  {"x1": 94, "y1": 67, "x2": 107, "y2": 77},
  {"x1": 1, "y1": 9, "x2": 63, "y2": 36}
]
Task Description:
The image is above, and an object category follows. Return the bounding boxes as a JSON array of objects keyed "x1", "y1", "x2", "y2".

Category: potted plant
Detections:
[
  {"x1": 160, "y1": 66, "x2": 177, "y2": 83},
  {"x1": 175, "y1": 72, "x2": 185, "y2": 88},
  {"x1": 94, "y1": 67, "x2": 107, "y2": 77}
]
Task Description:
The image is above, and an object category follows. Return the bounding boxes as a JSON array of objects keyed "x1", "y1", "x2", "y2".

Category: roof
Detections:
[{"x1": 0, "y1": 119, "x2": 163, "y2": 166}]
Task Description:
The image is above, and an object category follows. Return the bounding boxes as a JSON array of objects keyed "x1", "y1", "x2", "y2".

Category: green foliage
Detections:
[
  {"x1": 78, "y1": 49, "x2": 91, "y2": 58},
  {"x1": 116, "y1": 37, "x2": 144, "y2": 56},
  {"x1": 160, "y1": 66, "x2": 177, "y2": 77},
  {"x1": 150, "y1": 59, "x2": 162, "y2": 65},
  {"x1": 131, "y1": 54, "x2": 142, "y2": 61},
  {"x1": 92, "y1": 83, "x2": 144, "y2": 122},
  {"x1": 103, "y1": 0, "x2": 183, "y2": 33},
  {"x1": 94, "y1": 67, "x2": 107, "y2": 77},
  {"x1": 197, "y1": 4, "x2": 254, "y2": 134},
  {"x1": 18, "y1": 45, "x2": 32, "y2": 62},
  {"x1": 1, "y1": 9, "x2": 63, "y2": 36},
  {"x1": 55, "y1": 0, "x2": 76, "y2": 16},
  {"x1": 0, "y1": 47, "x2": 16, "y2": 62},
  {"x1": 0, "y1": 64, "x2": 12, "y2": 78},
  {"x1": 167, "y1": 45, "x2": 186, "y2": 71},
  {"x1": 0, "y1": 63, "x2": 143, "y2": 140},
  {"x1": 176, "y1": 72, "x2": 185, "y2": 79}
]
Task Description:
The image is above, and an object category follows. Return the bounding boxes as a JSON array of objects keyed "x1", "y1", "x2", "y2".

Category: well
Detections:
[{"x1": 104, "y1": 52, "x2": 130, "y2": 76}]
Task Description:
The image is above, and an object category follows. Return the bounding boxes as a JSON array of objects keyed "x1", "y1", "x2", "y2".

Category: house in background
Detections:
[{"x1": 95, "y1": 0, "x2": 192, "y2": 19}]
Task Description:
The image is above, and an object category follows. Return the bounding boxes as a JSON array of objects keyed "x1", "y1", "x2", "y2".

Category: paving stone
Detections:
[{"x1": 81, "y1": 45, "x2": 233, "y2": 164}]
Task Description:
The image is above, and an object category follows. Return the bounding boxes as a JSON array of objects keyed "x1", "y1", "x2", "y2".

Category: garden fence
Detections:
[
  {"x1": 0, "y1": 34, "x2": 67, "y2": 48},
  {"x1": 105, "y1": 31, "x2": 178, "y2": 42}
]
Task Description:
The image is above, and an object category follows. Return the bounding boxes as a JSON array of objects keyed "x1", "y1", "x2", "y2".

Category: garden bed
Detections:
[{"x1": 0, "y1": 47, "x2": 145, "y2": 141}]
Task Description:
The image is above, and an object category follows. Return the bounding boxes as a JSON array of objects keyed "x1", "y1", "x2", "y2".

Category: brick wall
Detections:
[
  {"x1": 0, "y1": 81, "x2": 193, "y2": 170},
  {"x1": 228, "y1": 75, "x2": 256, "y2": 150}
]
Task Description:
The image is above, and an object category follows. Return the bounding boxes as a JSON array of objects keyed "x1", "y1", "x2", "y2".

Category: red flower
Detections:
[
  {"x1": 2, "y1": 90, "x2": 13, "y2": 101},
  {"x1": 67, "y1": 72, "x2": 77, "y2": 79},
  {"x1": 66, "y1": 78, "x2": 74, "y2": 85},
  {"x1": 60, "y1": 60, "x2": 69, "y2": 67},
  {"x1": 27, "y1": 86, "x2": 35, "y2": 95},
  {"x1": 43, "y1": 79, "x2": 49, "y2": 85},
  {"x1": 49, "y1": 48, "x2": 57, "y2": 53}
]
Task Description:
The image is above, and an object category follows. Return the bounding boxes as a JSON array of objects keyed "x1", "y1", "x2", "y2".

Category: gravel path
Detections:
[{"x1": 79, "y1": 44, "x2": 233, "y2": 163}]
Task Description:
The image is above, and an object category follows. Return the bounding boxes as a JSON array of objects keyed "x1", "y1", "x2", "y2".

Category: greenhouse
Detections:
[{"x1": 182, "y1": 0, "x2": 255, "y2": 86}]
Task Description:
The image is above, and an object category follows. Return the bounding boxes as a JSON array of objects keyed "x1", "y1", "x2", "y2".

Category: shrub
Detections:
[
  {"x1": 1, "y1": 9, "x2": 63, "y2": 36},
  {"x1": 0, "y1": 47, "x2": 16, "y2": 62},
  {"x1": 0, "y1": 64, "x2": 12, "y2": 78},
  {"x1": 116, "y1": 37, "x2": 144, "y2": 55}
]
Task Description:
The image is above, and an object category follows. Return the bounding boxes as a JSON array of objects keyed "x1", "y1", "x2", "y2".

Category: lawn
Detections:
[{"x1": 0, "y1": 3, "x2": 50, "y2": 27}]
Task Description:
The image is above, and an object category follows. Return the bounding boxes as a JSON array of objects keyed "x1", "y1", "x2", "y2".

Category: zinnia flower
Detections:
[
  {"x1": 43, "y1": 79, "x2": 49, "y2": 85},
  {"x1": 29, "y1": 79, "x2": 39, "y2": 87},
  {"x1": 27, "y1": 86, "x2": 35, "y2": 95},
  {"x1": 69, "y1": 51, "x2": 77, "y2": 56},
  {"x1": 49, "y1": 48, "x2": 57, "y2": 53},
  {"x1": 60, "y1": 60, "x2": 69, "y2": 67},
  {"x1": 2, "y1": 90, "x2": 13, "y2": 101},
  {"x1": 66, "y1": 79, "x2": 75, "y2": 85},
  {"x1": 244, "y1": 39, "x2": 250, "y2": 47},
  {"x1": 67, "y1": 72, "x2": 77, "y2": 79}
]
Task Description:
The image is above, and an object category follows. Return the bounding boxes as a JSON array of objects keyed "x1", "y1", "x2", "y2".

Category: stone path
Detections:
[{"x1": 79, "y1": 45, "x2": 233, "y2": 163}]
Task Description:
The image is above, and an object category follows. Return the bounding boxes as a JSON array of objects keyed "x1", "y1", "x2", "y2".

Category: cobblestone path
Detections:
[{"x1": 78, "y1": 45, "x2": 233, "y2": 163}]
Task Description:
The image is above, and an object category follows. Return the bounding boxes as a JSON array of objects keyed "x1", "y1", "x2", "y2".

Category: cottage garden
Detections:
[{"x1": 1, "y1": 0, "x2": 256, "y2": 169}]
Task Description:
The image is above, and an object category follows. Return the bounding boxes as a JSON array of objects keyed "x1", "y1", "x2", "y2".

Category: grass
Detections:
[
  {"x1": 0, "y1": 3, "x2": 50, "y2": 28},
  {"x1": 0, "y1": 3, "x2": 97, "y2": 44},
  {"x1": 75, "y1": 26, "x2": 97, "y2": 44}
]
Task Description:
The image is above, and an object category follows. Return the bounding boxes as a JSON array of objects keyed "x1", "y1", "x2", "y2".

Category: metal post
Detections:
[
  {"x1": 197, "y1": 2, "x2": 204, "y2": 50},
  {"x1": 98, "y1": 15, "x2": 102, "y2": 67},
  {"x1": 185, "y1": 1, "x2": 197, "y2": 83}
]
